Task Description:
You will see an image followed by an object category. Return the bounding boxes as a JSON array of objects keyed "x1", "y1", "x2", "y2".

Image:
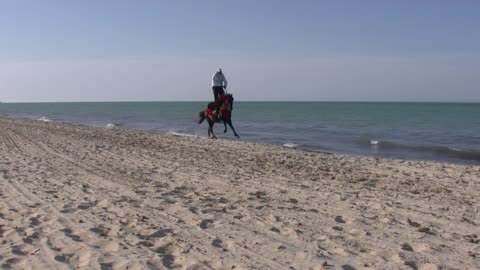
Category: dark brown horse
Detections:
[{"x1": 198, "y1": 93, "x2": 240, "y2": 139}]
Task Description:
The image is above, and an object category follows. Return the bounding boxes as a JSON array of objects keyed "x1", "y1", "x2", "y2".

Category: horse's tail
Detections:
[{"x1": 198, "y1": 110, "x2": 206, "y2": 124}]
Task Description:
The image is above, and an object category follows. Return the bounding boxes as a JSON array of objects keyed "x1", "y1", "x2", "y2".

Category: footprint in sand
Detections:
[
  {"x1": 161, "y1": 255, "x2": 177, "y2": 269},
  {"x1": 332, "y1": 226, "x2": 343, "y2": 232},
  {"x1": 211, "y1": 238, "x2": 223, "y2": 248},
  {"x1": 92, "y1": 239, "x2": 120, "y2": 253},
  {"x1": 3, "y1": 257, "x2": 27, "y2": 269},
  {"x1": 54, "y1": 253, "x2": 72, "y2": 263},
  {"x1": 407, "y1": 218, "x2": 421, "y2": 228},
  {"x1": 155, "y1": 243, "x2": 183, "y2": 269},
  {"x1": 99, "y1": 262, "x2": 113, "y2": 270},
  {"x1": 347, "y1": 228, "x2": 368, "y2": 237},
  {"x1": 68, "y1": 248, "x2": 92, "y2": 268},
  {"x1": 81, "y1": 184, "x2": 94, "y2": 194},
  {"x1": 335, "y1": 216, "x2": 346, "y2": 223},
  {"x1": 149, "y1": 229, "x2": 173, "y2": 238},
  {"x1": 137, "y1": 228, "x2": 173, "y2": 247},
  {"x1": 11, "y1": 244, "x2": 34, "y2": 256},
  {"x1": 394, "y1": 252, "x2": 440, "y2": 270},
  {"x1": 401, "y1": 243, "x2": 414, "y2": 252},
  {"x1": 270, "y1": 227, "x2": 284, "y2": 235},
  {"x1": 60, "y1": 203, "x2": 79, "y2": 214},
  {"x1": 335, "y1": 215, "x2": 355, "y2": 224},
  {"x1": 199, "y1": 219, "x2": 214, "y2": 229},
  {"x1": 23, "y1": 231, "x2": 41, "y2": 244},
  {"x1": 27, "y1": 202, "x2": 41, "y2": 209},
  {"x1": 248, "y1": 191, "x2": 269, "y2": 202},
  {"x1": 90, "y1": 225, "x2": 108, "y2": 237},
  {"x1": 29, "y1": 216, "x2": 42, "y2": 227},
  {"x1": 77, "y1": 202, "x2": 95, "y2": 210},
  {"x1": 61, "y1": 228, "x2": 83, "y2": 242}
]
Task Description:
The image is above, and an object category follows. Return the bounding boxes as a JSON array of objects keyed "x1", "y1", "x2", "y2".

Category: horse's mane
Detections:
[{"x1": 225, "y1": 93, "x2": 234, "y2": 106}]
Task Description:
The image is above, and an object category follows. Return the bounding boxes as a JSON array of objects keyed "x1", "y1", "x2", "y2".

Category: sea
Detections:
[{"x1": 1, "y1": 102, "x2": 479, "y2": 165}]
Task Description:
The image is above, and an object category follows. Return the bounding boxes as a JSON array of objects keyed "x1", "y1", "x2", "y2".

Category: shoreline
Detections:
[
  {"x1": 0, "y1": 116, "x2": 479, "y2": 269},
  {"x1": 3, "y1": 114, "x2": 480, "y2": 166}
]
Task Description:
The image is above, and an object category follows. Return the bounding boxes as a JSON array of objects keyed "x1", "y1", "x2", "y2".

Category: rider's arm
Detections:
[
  {"x1": 212, "y1": 73, "x2": 217, "y2": 86},
  {"x1": 223, "y1": 74, "x2": 228, "y2": 89}
]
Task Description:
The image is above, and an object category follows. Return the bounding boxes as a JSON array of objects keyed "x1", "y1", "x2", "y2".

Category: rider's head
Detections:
[{"x1": 217, "y1": 68, "x2": 222, "y2": 73}]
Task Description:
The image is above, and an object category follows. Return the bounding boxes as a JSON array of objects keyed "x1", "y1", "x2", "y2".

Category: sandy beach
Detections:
[{"x1": 0, "y1": 116, "x2": 478, "y2": 270}]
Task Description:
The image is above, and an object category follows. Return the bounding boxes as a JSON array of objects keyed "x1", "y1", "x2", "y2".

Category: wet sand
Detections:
[{"x1": 0, "y1": 117, "x2": 479, "y2": 269}]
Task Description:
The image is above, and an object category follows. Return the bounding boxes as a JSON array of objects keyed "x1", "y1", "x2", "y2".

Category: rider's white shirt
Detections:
[{"x1": 211, "y1": 72, "x2": 228, "y2": 88}]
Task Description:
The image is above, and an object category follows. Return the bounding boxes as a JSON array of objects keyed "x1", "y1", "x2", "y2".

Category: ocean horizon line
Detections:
[{"x1": 2, "y1": 100, "x2": 480, "y2": 104}]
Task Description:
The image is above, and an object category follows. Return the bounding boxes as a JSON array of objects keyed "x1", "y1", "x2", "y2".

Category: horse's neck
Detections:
[{"x1": 221, "y1": 103, "x2": 231, "y2": 110}]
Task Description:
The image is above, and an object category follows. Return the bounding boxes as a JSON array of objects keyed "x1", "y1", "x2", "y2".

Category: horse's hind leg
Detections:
[{"x1": 223, "y1": 121, "x2": 228, "y2": 133}]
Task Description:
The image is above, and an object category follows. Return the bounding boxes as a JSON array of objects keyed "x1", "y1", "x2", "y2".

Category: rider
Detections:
[
  {"x1": 211, "y1": 68, "x2": 228, "y2": 102},
  {"x1": 211, "y1": 68, "x2": 228, "y2": 119}
]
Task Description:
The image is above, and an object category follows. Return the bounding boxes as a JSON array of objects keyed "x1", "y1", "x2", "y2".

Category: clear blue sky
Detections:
[{"x1": 1, "y1": 0, "x2": 479, "y2": 102}]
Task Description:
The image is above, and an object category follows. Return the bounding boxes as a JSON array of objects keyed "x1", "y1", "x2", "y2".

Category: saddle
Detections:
[{"x1": 206, "y1": 95, "x2": 231, "y2": 120}]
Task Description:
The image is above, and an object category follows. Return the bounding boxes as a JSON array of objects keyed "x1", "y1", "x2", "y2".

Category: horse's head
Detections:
[{"x1": 222, "y1": 93, "x2": 234, "y2": 108}]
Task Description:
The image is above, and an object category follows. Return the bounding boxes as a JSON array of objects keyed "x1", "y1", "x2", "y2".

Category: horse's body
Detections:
[{"x1": 198, "y1": 93, "x2": 240, "y2": 139}]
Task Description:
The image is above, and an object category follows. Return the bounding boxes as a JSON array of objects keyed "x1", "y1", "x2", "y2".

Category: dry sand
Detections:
[{"x1": 0, "y1": 117, "x2": 479, "y2": 270}]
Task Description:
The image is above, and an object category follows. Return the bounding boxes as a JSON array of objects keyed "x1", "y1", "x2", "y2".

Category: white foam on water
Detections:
[
  {"x1": 283, "y1": 143, "x2": 299, "y2": 148},
  {"x1": 37, "y1": 117, "x2": 51, "y2": 122},
  {"x1": 106, "y1": 123, "x2": 118, "y2": 128},
  {"x1": 370, "y1": 140, "x2": 379, "y2": 145},
  {"x1": 169, "y1": 131, "x2": 198, "y2": 138}
]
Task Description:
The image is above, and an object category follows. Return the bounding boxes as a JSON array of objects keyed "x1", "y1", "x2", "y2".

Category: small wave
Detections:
[
  {"x1": 371, "y1": 140, "x2": 480, "y2": 162},
  {"x1": 106, "y1": 123, "x2": 119, "y2": 128},
  {"x1": 37, "y1": 117, "x2": 51, "y2": 122},
  {"x1": 283, "y1": 143, "x2": 299, "y2": 148},
  {"x1": 169, "y1": 131, "x2": 198, "y2": 138},
  {"x1": 370, "y1": 140, "x2": 379, "y2": 145}
]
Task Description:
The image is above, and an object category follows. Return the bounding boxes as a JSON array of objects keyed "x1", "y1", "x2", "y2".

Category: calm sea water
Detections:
[{"x1": 1, "y1": 102, "x2": 479, "y2": 164}]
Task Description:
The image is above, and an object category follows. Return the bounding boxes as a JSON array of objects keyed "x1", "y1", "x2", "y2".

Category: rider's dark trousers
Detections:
[{"x1": 212, "y1": 86, "x2": 225, "y2": 101}]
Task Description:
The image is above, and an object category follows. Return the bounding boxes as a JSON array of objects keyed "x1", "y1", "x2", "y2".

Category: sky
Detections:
[{"x1": 0, "y1": 0, "x2": 479, "y2": 102}]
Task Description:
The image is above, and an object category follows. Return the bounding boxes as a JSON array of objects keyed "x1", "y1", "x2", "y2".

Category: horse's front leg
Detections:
[
  {"x1": 223, "y1": 121, "x2": 228, "y2": 133},
  {"x1": 206, "y1": 118, "x2": 213, "y2": 139},
  {"x1": 226, "y1": 119, "x2": 240, "y2": 138},
  {"x1": 209, "y1": 121, "x2": 217, "y2": 139}
]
